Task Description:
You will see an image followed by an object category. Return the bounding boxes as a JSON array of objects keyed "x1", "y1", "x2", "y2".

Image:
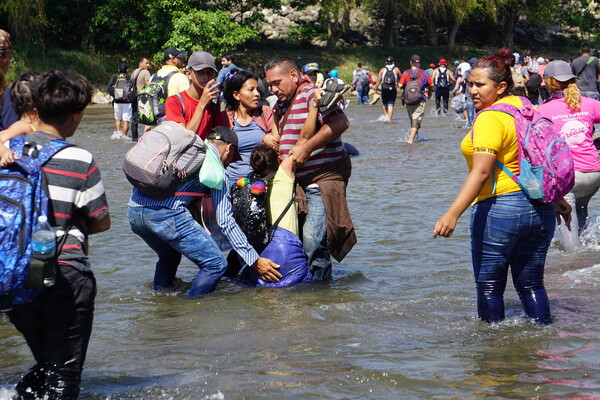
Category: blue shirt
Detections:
[
  {"x1": 217, "y1": 63, "x2": 238, "y2": 85},
  {"x1": 226, "y1": 120, "x2": 265, "y2": 182},
  {"x1": 1, "y1": 90, "x2": 18, "y2": 130}
]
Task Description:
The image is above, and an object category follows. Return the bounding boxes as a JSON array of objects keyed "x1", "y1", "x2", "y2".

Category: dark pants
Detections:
[
  {"x1": 8, "y1": 265, "x2": 96, "y2": 400},
  {"x1": 131, "y1": 100, "x2": 139, "y2": 141},
  {"x1": 435, "y1": 86, "x2": 450, "y2": 113}
]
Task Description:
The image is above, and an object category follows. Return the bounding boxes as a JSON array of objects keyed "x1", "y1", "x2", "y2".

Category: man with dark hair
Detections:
[
  {"x1": 399, "y1": 54, "x2": 433, "y2": 143},
  {"x1": 373, "y1": 56, "x2": 401, "y2": 121},
  {"x1": 107, "y1": 62, "x2": 133, "y2": 139},
  {"x1": 7, "y1": 69, "x2": 110, "y2": 400},
  {"x1": 217, "y1": 52, "x2": 238, "y2": 86},
  {"x1": 130, "y1": 57, "x2": 151, "y2": 142},
  {"x1": 264, "y1": 55, "x2": 356, "y2": 281},
  {"x1": 128, "y1": 125, "x2": 282, "y2": 295},
  {"x1": 571, "y1": 42, "x2": 600, "y2": 100}
]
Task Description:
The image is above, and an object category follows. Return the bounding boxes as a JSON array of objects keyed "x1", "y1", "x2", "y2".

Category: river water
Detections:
[{"x1": 2, "y1": 102, "x2": 600, "y2": 399}]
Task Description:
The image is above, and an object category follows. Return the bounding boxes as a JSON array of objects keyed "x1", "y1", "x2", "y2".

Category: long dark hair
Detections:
[
  {"x1": 223, "y1": 68, "x2": 258, "y2": 111},
  {"x1": 474, "y1": 48, "x2": 514, "y2": 95}
]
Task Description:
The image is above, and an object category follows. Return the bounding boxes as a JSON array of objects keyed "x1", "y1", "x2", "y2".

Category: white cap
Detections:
[{"x1": 38, "y1": 215, "x2": 48, "y2": 223}]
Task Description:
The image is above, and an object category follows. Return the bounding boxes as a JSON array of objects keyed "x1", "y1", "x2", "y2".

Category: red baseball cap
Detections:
[{"x1": 439, "y1": 59, "x2": 447, "y2": 65}]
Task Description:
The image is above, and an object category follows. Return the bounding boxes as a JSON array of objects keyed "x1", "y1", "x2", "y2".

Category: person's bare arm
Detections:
[
  {"x1": 291, "y1": 112, "x2": 349, "y2": 164},
  {"x1": 297, "y1": 88, "x2": 323, "y2": 146}
]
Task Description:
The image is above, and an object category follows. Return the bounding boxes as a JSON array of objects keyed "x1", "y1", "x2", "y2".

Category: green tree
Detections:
[
  {"x1": 167, "y1": 10, "x2": 259, "y2": 58},
  {"x1": 0, "y1": 0, "x2": 46, "y2": 41}
]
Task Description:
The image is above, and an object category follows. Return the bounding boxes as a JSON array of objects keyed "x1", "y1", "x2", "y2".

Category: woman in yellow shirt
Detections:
[{"x1": 433, "y1": 49, "x2": 571, "y2": 324}]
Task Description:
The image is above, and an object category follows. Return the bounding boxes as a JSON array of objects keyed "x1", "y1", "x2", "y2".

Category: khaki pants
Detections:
[{"x1": 406, "y1": 102, "x2": 426, "y2": 129}]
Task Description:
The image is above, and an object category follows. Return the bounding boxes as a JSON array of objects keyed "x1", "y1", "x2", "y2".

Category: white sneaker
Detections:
[
  {"x1": 110, "y1": 131, "x2": 121, "y2": 140},
  {"x1": 377, "y1": 115, "x2": 388, "y2": 122}
]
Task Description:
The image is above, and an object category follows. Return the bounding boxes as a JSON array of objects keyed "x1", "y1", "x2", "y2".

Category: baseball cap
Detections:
[
  {"x1": 207, "y1": 126, "x2": 242, "y2": 162},
  {"x1": 386, "y1": 56, "x2": 394, "y2": 63},
  {"x1": 537, "y1": 57, "x2": 546, "y2": 64},
  {"x1": 187, "y1": 51, "x2": 218, "y2": 73},
  {"x1": 410, "y1": 55, "x2": 421, "y2": 67},
  {"x1": 544, "y1": 60, "x2": 577, "y2": 82},
  {"x1": 302, "y1": 62, "x2": 319, "y2": 73},
  {"x1": 163, "y1": 46, "x2": 188, "y2": 62},
  {"x1": 439, "y1": 58, "x2": 447, "y2": 65}
]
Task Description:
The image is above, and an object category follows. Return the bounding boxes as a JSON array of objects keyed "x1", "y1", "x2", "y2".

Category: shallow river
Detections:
[{"x1": 2, "y1": 101, "x2": 600, "y2": 399}]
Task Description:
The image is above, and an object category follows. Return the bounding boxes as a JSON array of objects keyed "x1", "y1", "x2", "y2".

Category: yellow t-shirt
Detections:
[
  {"x1": 155, "y1": 65, "x2": 190, "y2": 97},
  {"x1": 267, "y1": 167, "x2": 298, "y2": 236},
  {"x1": 460, "y1": 96, "x2": 522, "y2": 201}
]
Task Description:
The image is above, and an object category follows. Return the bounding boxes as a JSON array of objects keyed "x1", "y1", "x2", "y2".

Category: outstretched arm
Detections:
[{"x1": 297, "y1": 88, "x2": 323, "y2": 146}]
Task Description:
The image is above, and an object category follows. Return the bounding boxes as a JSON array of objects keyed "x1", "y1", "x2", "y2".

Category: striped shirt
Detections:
[
  {"x1": 129, "y1": 143, "x2": 260, "y2": 266},
  {"x1": 276, "y1": 79, "x2": 345, "y2": 179},
  {"x1": 30, "y1": 132, "x2": 109, "y2": 272}
]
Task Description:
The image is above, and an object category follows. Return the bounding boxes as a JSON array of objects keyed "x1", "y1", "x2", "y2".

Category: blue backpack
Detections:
[{"x1": 0, "y1": 137, "x2": 72, "y2": 310}]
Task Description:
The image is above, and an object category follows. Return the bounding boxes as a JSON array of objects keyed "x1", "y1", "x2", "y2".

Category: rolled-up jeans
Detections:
[
  {"x1": 470, "y1": 191, "x2": 555, "y2": 324},
  {"x1": 302, "y1": 186, "x2": 332, "y2": 280},
  {"x1": 560, "y1": 170, "x2": 600, "y2": 250},
  {"x1": 128, "y1": 206, "x2": 227, "y2": 297}
]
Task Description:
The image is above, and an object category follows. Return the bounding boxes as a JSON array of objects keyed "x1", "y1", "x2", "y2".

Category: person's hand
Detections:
[
  {"x1": 262, "y1": 134, "x2": 280, "y2": 152},
  {"x1": 289, "y1": 143, "x2": 311, "y2": 164},
  {"x1": 198, "y1": 79, "x2": 221, "y2": 109},
  {"x1": 253, "y1": 257, "x2": 281, "y2": 282},
  {"x1": 312, "y1": 88, "x2": 324, "y2": 107},
  {"x1": 554, "y1": 197, "x2": 572, "y2": 231},
  {"x1": 0, "y1": 147, "x2": 16, "y2": 167},
  {"x1": 433, "y1": 212, "x2": 459, "y2": 238}
]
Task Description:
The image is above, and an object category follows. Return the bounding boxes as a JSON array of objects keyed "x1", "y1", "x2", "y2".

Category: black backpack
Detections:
[
  {"x1": 113, "y1": 74, "x2": 136, "y2": 103},
  {"x1": 382, "y1": 68, "x2": 397, "y2": 91},
  {"x1": 436, "y1": 68, "x2": 449, "y2": 88}
]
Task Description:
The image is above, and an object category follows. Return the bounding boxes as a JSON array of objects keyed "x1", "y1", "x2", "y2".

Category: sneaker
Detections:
[
  {"x1": 319, "y1": 85, "x2": 351, "y2": 113},
  {"x1": 110, "y1": 131, "x2": 121, "y2": 140}
]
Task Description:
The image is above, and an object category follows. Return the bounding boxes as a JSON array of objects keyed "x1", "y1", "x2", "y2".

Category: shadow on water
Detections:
[{"x1": 2, "y1": 100, "x2": 600, "y2": 399}]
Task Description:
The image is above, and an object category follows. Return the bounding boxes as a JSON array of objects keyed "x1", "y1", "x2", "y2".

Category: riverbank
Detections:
[{"x1": 8, "y1": 43, "x2": 581, "y2": 101}]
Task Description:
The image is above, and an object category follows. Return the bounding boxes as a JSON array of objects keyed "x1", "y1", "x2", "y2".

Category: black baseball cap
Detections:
[
  {"x1": 386, "y1": 56, "x2": 394, "y2": 63},
  {"x1": 207, "y1": 126, "x2": 242, "y2": 162},
  {"x1": 163, "y1": 46, "x2": 188, "y2": 62},
  {"x1": 410, "y1": 55, "x2": 421, "y2": 67}
]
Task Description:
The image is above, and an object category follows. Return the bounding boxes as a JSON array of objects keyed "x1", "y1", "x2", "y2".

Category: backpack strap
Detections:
[
  {"x1": 175, "y1": 92, "x2": 186, "y2": 120},
  {"x1": 576, "y1": 56, "x2": 596, "y2": 76}
]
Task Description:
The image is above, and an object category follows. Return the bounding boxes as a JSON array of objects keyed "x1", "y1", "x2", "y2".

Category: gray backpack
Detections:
[{"x1": 123, "y1": 121, "x2": 206, "y2": 199}]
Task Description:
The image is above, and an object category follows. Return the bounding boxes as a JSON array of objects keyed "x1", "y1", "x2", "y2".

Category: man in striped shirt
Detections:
[
  {"x1": 265, "y1": 56, "x2": 353, "y2": 280},
  {"x1": 7, "y1": 70, "x2": 110, "y2": 400},
  {"x1": 128, "y1": 126, "x2": 281, "y2": 295}
]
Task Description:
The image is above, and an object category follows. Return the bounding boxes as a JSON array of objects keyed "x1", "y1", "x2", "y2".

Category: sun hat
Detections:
[{"x1": 544, "y1": 60, "x2": 577, "y2": 82}]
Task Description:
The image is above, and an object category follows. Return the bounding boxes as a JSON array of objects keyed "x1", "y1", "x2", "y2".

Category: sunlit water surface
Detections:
[{"x1": 2, "y1": 101, "x2": 600, "y2": 399}]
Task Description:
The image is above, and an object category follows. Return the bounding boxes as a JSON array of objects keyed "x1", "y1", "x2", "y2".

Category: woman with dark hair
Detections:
[
  {"x1": 222, "y1": 69, "x2": 279, "y2": 184},
  {"x1": 538, "y1": 60, "x2": 600, "y2": 251},
  {"x1": 0, "y1": 29, "x2": 18, "y2": 130},
  {"x1": 433, "y1": 49, "x2": 571, "y2": 324}
]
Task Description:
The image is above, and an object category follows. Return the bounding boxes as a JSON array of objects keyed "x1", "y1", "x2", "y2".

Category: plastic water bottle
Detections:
[{"x1": 31, "y1": 215, "x2": 57, "y2": 287}]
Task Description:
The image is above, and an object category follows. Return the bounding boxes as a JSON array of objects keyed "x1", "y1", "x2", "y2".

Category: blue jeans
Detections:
[
  {"x1": 356, "y1": 83, "x2": 366, "y2": 105},
  {"x1": 466, "y1": 96, "x2": 475, "y2": 126},
  {"x1": 470, "y1": 192, "x2": 555, "y2": 324},
  {"x1": 360, "y1": 85, "x2": 370, "y2": 104},
  {"x1": 128, "y1": 206, "x2": 227, "y2": 297},
  {"x1": 302, "y1": 187, "x2": 332, "y2": 280}
]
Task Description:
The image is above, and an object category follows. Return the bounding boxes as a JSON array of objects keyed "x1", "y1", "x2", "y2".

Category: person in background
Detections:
[
  {"x1": 130, "y1": 57, "x2": 151, "y2": 142},
  {"x1": 434, "y1": 49, "x2": 571, "y2": 324},
  {"x1": 106, "y1": 62, "x2": 133, "y2": 140},
  {"x1": 398, "y1": 54, "x2": 433, "y2": 143},
  {"x1": 571, "y1": 42, "x2": 600, "y2": 100},
  {"x1": 216, "y1": 53, "x2": 238, "y2": 87},
  {"x1": 0, "y1": 29, "x2": 18, "y2": 131},
  {"x1": 373, "y1": 56, "x2": 401, "y2": 121},
  {"x1": 538, "y1": 60, "x2": 600, "y2": 251}
]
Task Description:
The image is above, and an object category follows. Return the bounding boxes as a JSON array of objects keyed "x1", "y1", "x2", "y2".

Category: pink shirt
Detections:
[{"x1": 538, "y1": 96, "x2": 600, "y2": 172}]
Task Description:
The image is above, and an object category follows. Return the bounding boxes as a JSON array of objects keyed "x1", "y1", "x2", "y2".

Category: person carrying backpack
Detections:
[
  {"x1": 431, "y1": 58, "x2": 456, "y2": 116},
  {"x1": 511, "y1": 52, "x2": 530, "y2": 97},
  {"x1": 399, "y1": 54, "x2": 433, "y2": 143},
  {"x1": 107, "y1": 62, "x2": 135, "y2": 140},
  {"x1": 137, "y1": 46, "x2": 190, "y2": 129},
  {"x1": 374, "y1": 56, "x2": 401, "y2": 121},
  {"x1": 434, "y1": 49, "x2": 572, "y2": 325},
  {"x1": 570, "y1": 42, "x2": 600, "y2": 100},
  {"x1": 2, "y1": 70, "x2": 110, "y2": 400}
]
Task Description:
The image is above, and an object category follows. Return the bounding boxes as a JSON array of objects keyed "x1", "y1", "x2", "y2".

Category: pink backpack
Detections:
[{"x1": 474, "y1": 97, "x2": 574, "y2": 203}]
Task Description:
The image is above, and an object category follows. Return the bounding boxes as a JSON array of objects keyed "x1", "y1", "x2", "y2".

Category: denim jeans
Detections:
[
  {"x1": 360, "y1": 85, "x2": 370, "y2": 104},
  {"x1": 356, "y1": 83, "x2": 365, "y2": 105},
  {"x1": 560, "y1": 170, "x2": 600, "y2": 250},
  {"x1": 128, "y1": 206, "x2": 227, "y2": 297},
  {"x1": 301, "y1": 187, "x2": 332, "y2": 280},
  {"x1": 466, "y1": 96, "x2": 475, "y2": 126},
  {"x1": 470, "y1": 192, "x2": 555, "y2": 324}
]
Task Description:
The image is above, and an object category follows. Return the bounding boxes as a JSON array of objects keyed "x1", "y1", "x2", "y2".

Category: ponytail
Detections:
[{"x1": 545, "y1": 77, "x2": 581, "y2": 111}]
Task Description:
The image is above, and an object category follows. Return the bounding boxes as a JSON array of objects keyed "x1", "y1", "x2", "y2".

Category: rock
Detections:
[{"x1": 92, "y1": 89, "x2": 111, "y2": 105}]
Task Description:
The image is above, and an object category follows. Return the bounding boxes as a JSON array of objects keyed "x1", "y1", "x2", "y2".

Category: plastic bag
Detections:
[{"x1": 199, "y1": 147, "x2": 224, "y2": 189}]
